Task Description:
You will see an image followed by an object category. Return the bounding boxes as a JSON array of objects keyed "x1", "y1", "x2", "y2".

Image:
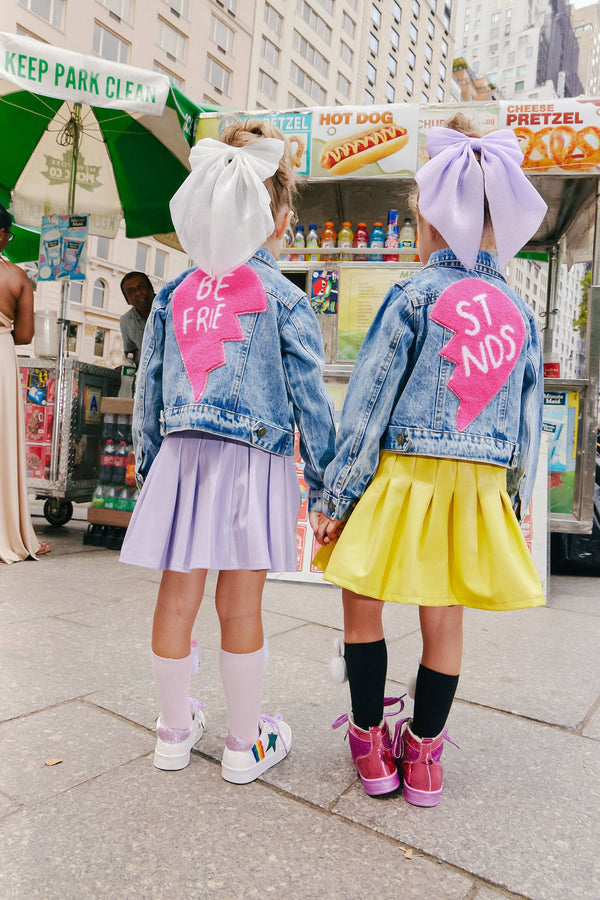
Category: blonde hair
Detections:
[{"x1": 219, "y1": 118, "x2": 298, "y2": 222}]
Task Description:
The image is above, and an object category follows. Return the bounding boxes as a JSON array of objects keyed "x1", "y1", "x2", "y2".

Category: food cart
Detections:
[{"x1": 195, "y1": 98, "x2": 600, "y2": 583}]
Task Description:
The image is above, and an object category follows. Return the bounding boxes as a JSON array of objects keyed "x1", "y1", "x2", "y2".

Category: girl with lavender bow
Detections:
[
  {"x1": 120, "y1": 120, "x2": 336, "y2": 783},
  {"x1": 313, "y1": 114, "x2": 547, "y2": 806}
]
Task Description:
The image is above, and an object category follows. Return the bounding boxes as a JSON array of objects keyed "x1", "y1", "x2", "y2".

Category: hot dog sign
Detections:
[{"x1": 311, "y1": 104, "x2": 419, "y2": 178}]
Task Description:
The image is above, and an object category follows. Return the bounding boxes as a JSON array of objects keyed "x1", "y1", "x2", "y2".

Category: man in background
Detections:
[{"x1": 119, "y1": 271, "x2": 154, "y2": 366}]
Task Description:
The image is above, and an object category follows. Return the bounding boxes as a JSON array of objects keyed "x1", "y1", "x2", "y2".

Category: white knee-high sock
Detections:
[
  {"x1": 151, "y1": 651, "x2": 193, "y2": 730},
  {"x1": 219, "y1": 644, "x2": 266, "y2": 746}
]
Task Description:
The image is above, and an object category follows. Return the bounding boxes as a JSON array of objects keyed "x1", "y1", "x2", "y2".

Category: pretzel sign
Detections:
[
  {"x1": 172, "y1": 265, "x2": 267, "y2": 401},
  {"x1": 430, "y1": 278, "x2": 526, "y2": 431}
]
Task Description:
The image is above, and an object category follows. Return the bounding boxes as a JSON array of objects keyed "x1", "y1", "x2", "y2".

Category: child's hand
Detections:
[{"x1": 309, "y1": 512, "x2": 344, "y2": 546}]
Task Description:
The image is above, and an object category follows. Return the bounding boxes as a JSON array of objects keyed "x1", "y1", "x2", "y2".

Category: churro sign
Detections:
[
  {"x1": 310, "y1": 104, "x2": 419, "y2": 178},
  {"x1": 500, "y1": 98, "x2": 600, "y2": 173}
]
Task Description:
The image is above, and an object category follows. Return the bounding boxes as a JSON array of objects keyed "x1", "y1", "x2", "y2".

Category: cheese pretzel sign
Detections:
[
  {"x1": 514, "y1": 127, "x2": 554, "y2": 169},
  {"x1": 549, "y1": 125, "x2": 600, "y2": 169}
]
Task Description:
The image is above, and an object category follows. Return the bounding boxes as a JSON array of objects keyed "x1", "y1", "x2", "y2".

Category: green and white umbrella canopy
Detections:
[{"x1": 0, "y1": 32, "x2": 216, "y2": 250}]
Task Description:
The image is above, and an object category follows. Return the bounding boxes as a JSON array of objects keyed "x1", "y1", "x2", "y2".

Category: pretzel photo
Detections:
[
  {"x1": 514, "y1": 127, "x2": 554, "y2": 169},
  {"x1": 549, "y1": 124, "x2": 600, "y2": 169}
]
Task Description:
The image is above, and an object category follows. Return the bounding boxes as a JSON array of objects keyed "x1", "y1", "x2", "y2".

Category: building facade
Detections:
[{"x1": 571, "y1": 0, "x2": 600, "y2": 95}]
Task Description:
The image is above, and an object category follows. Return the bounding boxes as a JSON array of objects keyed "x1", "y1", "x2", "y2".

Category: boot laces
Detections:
[{"x1": 331, "y1": 695, "x2": 406, "y2": 736}]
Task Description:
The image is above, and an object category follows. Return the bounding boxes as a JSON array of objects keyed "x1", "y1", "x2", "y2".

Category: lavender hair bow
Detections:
[{"x1": 415, "y1": 127, "x2": 547, "y2": 270}]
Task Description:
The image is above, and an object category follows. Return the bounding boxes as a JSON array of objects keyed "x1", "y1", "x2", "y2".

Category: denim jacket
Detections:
[
  {"x1": 134, "y1": 246, "x2": 336, "y2": 511},
  {"x1": 323, "y1": 249, "x2": 544, "y2": 521}
]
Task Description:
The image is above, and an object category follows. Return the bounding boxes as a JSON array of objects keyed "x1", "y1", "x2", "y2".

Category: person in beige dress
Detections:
[{"x1": 0, "y1": 205, "x2": 50, "y2": 563}]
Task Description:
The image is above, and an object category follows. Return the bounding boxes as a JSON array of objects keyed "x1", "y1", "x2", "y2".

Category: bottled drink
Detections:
[
  {"x1": 99, "y1": 438, "x2": 115, "y2": 484},
  {"x1": 113, "y1": 440, "x2": 128, "y2": 486},
  {"x1": 102, "y1": 413, "x2": 115, "y2": 441},
  {"x1": 92, "y1": 484, "x2": 105, "y2": 508},
  {"x1": 281, "y1": 227, "x2": 293, "y2": 261},
  {"x1": 337, "y1": 222, "x2": 354, "y2": 261},
  {"x1": 320, "y1": 221, "x2": 337, "y2": 262},
  {"x1": 385, "y1": 209, "x2": 399, "y2": 261},
  {"x1": 125, "y1": 447, "x2": 136, "y2": 487},
  {"x1": 369, "y1": 222, "x2": 386, "y2": 261},
  {"x1": 126, "y1": 486, "x2": 139, "y2": 512},
  {"x1": 103, "y1": 485, "x2": 117, "y2": 510},
  {"x1": 293, "y1": 224, "x2": 306, "y2": 261},
  {"x1": 306, "y1": 224, "x2": 320, "y2": 261},
  {"x1": 399, "y1": 217, "x2": 416, "y2": 261},
  {"x1": 353, "y1": 222, "x2": 369, "y2": 261},
  {"x1": 118, "y1": 354, "x2": 136, "y2": 399},
  {"x1": 116, "y1": 487, "x2": 130, "y2": 512}
]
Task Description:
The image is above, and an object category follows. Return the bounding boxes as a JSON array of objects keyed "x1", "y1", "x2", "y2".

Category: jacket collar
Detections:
[
  {"x1": 426, "y1": 248, "x2": 507, "y2": 281},
  {"x1": 252, "y1": 246, "x2": 278, "y2": 269}
]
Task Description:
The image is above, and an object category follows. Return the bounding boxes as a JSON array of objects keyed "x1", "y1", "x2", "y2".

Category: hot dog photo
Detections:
[{"x1": 311, "y1": 105, "x2": 418, "y2": 178}]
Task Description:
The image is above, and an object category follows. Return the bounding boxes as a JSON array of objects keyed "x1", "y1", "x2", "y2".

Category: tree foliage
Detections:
[{"x1": 572, "y1": 269, "x2": 592, "y2": 338}]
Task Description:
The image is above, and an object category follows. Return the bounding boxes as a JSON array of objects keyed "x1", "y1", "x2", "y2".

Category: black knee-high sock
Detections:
[
  {"x1": 344, "y1": 639, "x2": 387, "y2": 731},
  {"x1": 411, "y1": 664, "x2": 459, "y2": 739}
]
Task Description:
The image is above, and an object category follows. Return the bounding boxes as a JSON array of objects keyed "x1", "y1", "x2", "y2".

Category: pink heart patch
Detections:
[
  {"x1": 429, "y1": 278, "x2": 526, "y2": 431},
  {"x1": 172, "y1": 265, "x2": 267, "y2": 401}
]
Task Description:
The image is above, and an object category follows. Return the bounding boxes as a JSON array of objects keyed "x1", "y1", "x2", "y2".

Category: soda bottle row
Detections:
[
  {"x1": 99, "y1": 438, "x2": 137, "y2": 487},
  {"x1": 282, "y1": 211, "x2": 417, "y2": 262},
  {"x1": 102, "y1": 413, "x2": 133, "y2": 445},
  {"x1": 92, "y1": 483, "x2": 139, "y2": 512}
]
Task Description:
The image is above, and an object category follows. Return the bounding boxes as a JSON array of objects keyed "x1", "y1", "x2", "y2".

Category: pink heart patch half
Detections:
[
  {"x1": 429, "y1": 278, "x2": 526, "y2": 431},
  {"x1": 172, "y1": 265, "x2": 267, "y2": 401}
]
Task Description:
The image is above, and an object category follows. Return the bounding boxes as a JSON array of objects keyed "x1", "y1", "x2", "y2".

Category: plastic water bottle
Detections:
[
  {"x1": 399, "y1": 217, "x2": 416, "y2": 261},
  {"x1": 306, "y1": 224, "x2": 319, "y2": 261},
  {"x1": 369, "y1": 222, "x2": 386, "y2": 261},
  {"x1": 293, "y1": 224, "x2": 306, "y2": 261}
]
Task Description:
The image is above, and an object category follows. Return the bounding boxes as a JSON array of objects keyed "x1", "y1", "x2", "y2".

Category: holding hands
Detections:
[{"x1": 309, "y1": 512, "x2": 345, "y2": 546}]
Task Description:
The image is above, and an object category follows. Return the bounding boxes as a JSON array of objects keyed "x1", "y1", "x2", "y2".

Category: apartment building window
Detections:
[
  {"x1": 441, "y1": 38, "x2": 448, "y2": 57},
  {"x1": 502, "y1": 68, "x2": 513, "y2": 80},
  {"x1": 490, "y1": 26, "x2": 499, "y2": 38},
  {"x1": 92, "y1": 280, "x2": 106, "y2": 309},
  {"x1": 96, "y1": 236, "x2": 110, "y2": 259},
  {"x1": 409, "y1": 23, "x2": 418, "y2": 43},
  {"x1": 167, "y1": 0, "x2": 189, "y2": 15},
  {"x1": 154, "y1": 249, "x2": 167, "y2": 279},
  {"x1": 371, "y1": 5, "x2": 381, "y2": 28},
  {"x1": 18, "y1": 0, "x2": 64, "y2": 28},
  {"x1": 388, "y1": 54, "x2": 397, "y2": 76},
  {"x1": 135, "y1": 243, "x2": 148, "y2": 271},
  {"x1": 425, "y1": 43, "x2": 432, "y2": 62},
  {"x1": 94, "y1": 328, "x2": 107, "y2": 357},
  {"x1": 439, "y1": 60, "x2": 446, "y2": 80},
  {"x1": 261, "y1": 35, "x2": 280, "y2": 67},
  {"x1": 390, "y1": 28, "x2": 399, "y2": 50},
  {"x1": 337, "y1": 71, "x2": 351, "y2": 97},
  {"x1": 258, "y1": 69, "x2": 277, "y2": 99},
  {"x1": 340, "y1": 40, "x2": 353, "y2": 65},
  {"x1": 516, "y1": 64, "x2": 527, "y2": 77},
  {"x1": 437, "y1": 84, "x2": 444, "y2": 101},
  {"x1": 405, "y1": 73, "x2": 413, "y2": 95},
  {"x1": 154, "y1": 61, "x2": 183, "y2": 88},
  {"x1": 157, "y1": 19, "x2": 187, "y2": 62},
  {"x1": 507, "y1": 51, "x2": 515, "y2": 63},
  {"x1": 293, "y1": 31, "x2": 329, "y2": 77},
  {"x1": 412, "y1": 0, "x2": 420, "y2": 17},
  {"x1": 525, "y1": 46, "x2": 533, "y2": 58},
  {"x1": 67, "y1": 323, "x2": 78, "y2": 354},
  {"x1": 518, "y1": 34, "x2": 528, "y2": 45},
  {"x1": 206, "y1": 56, "x2": 231, "y2": 94},
  {"x1": 471, "y1": 61, "x2": 479, "y2": 73},
  {"x1": 491, "y1": 11, "x2": 500, "y2": 23},
  {"x1": 93, "y1": 22, "x2": 129, "y2": 63},
  {"x1": 427, "y1": 19, "x2": 434, "y2": 38},
  {"x1": 220, "y1": 0, "x2": 237, "y2": 11},
  {"x1": 265, "y1": 3, "x2": 283, "y2": 36},
  {"x1": 290, "y1": 61, "x2": 326, "y2": 104},
  {"x1": 210, "y1": 15, "x2": 234, "y2": 53},
  {"x1": 515, "y1": 80, "x2": 524, "y2": 92},
  {"x1": 423, "y1": 67, "x2": 430, "y2": 87},
  {"x1": 490, "y1": 55, "x2": 499, "y2": 67},
  {"x1": 366, "y1": 61, "x2": 376, "y2": 85},
  {"x1": 369, "y1": 33, "x2": 379, "y2": 56},
  {"x1": 428, "y1": 0, "x2": 436, "y2": 10},
  {"x1": 70, "y1": 281, "x2": 82, "y2": 303},
  {"x1": 385, "y1": 82, "x2": 395, "y2": 102},
  {"x1": 406, "y1": 49, "x2": 415, "y2": 71},
  {"x1": 442, "y1": 1, "x2": 450, "y2": 30},
  {"x1": 364, "y1": 89, "x2": 374, "y2": 104},
  {"x1": 343, "y1": 12, "x2": 356, "y2": 38},
  {"x1": 98, "y1": 0, "x2": 132, "y2": 23},
  {"x1": 393, "y1": 1, "x2": 401, "y2": 23},
  {"x1": 421, "y1": 91, "x2": 428, "y2": 102},
  {"x1": 318, "y1": 0, "x2": 333, "y2": 12},
  {"x1": 287, "y1": 92, "x2": 303, "y2": 107},
  {"x1": 297, "y1": 1, "x2": 332, "y2": 43},
  {"x1": 505, "y1": 24, "x2": 511, "y2": 36}
]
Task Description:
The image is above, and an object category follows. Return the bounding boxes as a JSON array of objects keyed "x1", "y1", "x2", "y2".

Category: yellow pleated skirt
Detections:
[{"x1": 313, "y1": 453, "x2": 544, "y2": 611}]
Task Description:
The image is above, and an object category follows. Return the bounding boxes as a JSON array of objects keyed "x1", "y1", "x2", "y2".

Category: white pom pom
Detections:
[{"x1": 328, "y1": 638, "x2": 347, "y2": 684}]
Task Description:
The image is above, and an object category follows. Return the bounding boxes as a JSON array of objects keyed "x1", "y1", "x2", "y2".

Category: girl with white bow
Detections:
[
  {"x1": 120, "y1": 120, "x2": 336, "y2": 783},
  {"x1": 312, "y1": 114, "x2": 548, "y2": 806}
]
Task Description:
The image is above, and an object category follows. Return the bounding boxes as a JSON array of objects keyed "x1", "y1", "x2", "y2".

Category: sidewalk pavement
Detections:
[{"x1": 1, "y1": 516, "x2": 599, "y2": 900}]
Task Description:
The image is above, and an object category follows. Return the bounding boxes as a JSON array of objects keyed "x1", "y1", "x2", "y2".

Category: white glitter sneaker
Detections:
[
  {"x1": 153, "y1": 698, "x2": 205, "y2": 771},
  {"x1": 221, "y1": 715, "x2": 292, "y2": 784}
]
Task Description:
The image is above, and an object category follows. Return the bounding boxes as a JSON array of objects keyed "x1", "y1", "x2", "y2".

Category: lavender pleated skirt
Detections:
[{"x1": 120, "y1": 431, "x2": 301, "y2": 573}]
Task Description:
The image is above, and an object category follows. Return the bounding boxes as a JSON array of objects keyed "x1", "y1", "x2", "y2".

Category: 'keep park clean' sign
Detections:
[{"x1": 0, "y1": 32, "x2": 170, "y2": 116}]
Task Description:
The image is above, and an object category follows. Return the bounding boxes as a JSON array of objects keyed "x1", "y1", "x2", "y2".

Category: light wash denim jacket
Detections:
[
  {"x1": 323, "y1": 250, "x2": 544, "y2": 521},
  {"x1": 134, "y1": 247, "x2": 336, "y2": 511}
]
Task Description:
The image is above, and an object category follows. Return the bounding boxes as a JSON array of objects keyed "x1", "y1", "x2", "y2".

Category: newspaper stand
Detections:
[{"x1": 195, "y1": 99, "x2": 600, "y2": 582}]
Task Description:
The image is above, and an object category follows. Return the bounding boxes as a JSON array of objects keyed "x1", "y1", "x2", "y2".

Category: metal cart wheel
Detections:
[{"x1": 43, "y1": 498, "x2": 74, "y2": 527}]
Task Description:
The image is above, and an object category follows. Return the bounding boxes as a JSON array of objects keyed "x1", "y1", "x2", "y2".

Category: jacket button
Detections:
[
  {"x1": 256, "y1": 427, "x2": 267, "y2": 438},
  {"x1": 396, "y1": 433, "x2": 406, "y2": 446},
  {"x1": 327, "y1": 501, "x2": 335, "y2": 513}
]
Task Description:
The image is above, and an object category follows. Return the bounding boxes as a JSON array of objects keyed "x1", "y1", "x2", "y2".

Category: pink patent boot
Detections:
[
  {"x1": 332, "y1": 696, "x2": 405, "y2": 796},
  {"x1": 393, "y1": 718, "x2": 458, "y2": 807}
]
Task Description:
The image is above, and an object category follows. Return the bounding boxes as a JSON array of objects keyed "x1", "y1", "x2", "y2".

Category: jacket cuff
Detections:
[{"x1": 321, "y1": 491, "x2": 354, "y2": 521}]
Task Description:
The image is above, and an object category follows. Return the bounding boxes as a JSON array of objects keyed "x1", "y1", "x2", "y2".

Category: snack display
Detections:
[{"x1": 319, "y1": 122, "x2": 409, "y2": 175}]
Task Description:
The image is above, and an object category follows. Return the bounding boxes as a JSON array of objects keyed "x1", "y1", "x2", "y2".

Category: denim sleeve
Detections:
[
  {"x1": 133, "y1": 296, "x2": 167, "y2": 483},
  {"x1": 323, "y1": 289, "x2": 415, "y2": 520},
  {"x1": 506, "y1": 317, "x2": 544, "y2": 519},
  {"x1": 280, "y1": 294, "x2": 337, "y2": 512}
]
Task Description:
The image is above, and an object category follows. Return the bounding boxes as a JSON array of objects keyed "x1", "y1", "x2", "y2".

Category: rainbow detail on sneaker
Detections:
[{"x1": 252, "y1": 740, "x2": 266, "y2": 762}]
